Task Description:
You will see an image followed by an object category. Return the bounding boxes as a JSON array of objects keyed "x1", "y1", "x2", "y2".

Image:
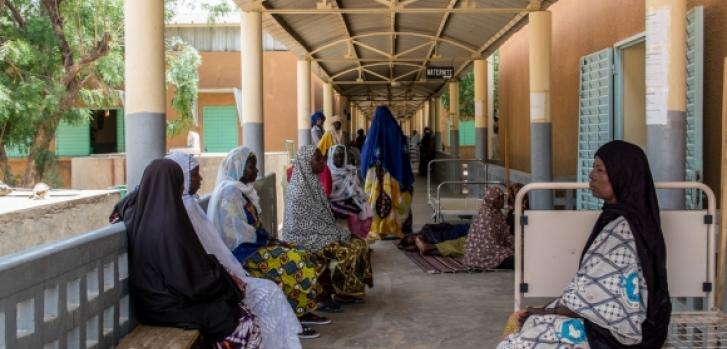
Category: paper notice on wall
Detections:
[
  {"x1": 530, "y1": 92, "x2": 548, "y2": 122},
  {"x1": 645, "y1": 7, "x2": 670, "y2": 125},
  {"x1": 475, "y1": 101, "x2": 486, "y2": 127}
]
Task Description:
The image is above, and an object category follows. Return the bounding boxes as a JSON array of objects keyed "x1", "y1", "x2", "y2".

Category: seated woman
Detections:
[
  {"x1": 499, "y1": 141, "x2": 670, "y2": 349},
  {"x1": 123, "y1": 159, "x2": 262, "y2": 348},
  {"x1": 282, "y1": 145, "x2": 373, "y2": 301},
  {"x1": 413, "y1": 187, "x2": 514, "y2": 270},
  {"x1": 206, "y1": 147, "x2": 328, "y2": 326},
  {"x1": 327, "y1": 144, "x2": 373, "y2": 238},
  {"x1": 360, "y1": 106, "x2": 415, "y2": 240},
  {"x1": 166, "y1": 152, "x2": 313, "y2": 344}
]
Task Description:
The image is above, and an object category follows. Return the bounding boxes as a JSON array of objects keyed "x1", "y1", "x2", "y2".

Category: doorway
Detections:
[{"x1": 614, "y1": 34, "x2": 646, "y2": 149}]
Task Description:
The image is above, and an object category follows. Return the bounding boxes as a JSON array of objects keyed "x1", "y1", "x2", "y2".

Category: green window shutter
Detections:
[
  {"x1": 685, "y1": 6, "x2": 704, "y2": 209},
  {"x1": 203, "y1": 106, "x2": 239, "y2": 152},
  {"x1": 459, "y1": 120, "x2": 475, "y2": 146},
  {"x1": 6, "y1": 145, "x2": 28, "y2": 158},
  {"x1": 56, "y1": 119, "x2": 91, "y2": 156},
  {"x1": 576, "y1": 48, "x2": 614, "y2": 210},
  {"x1": 117, "y1": 108, "x2": 125, "y2": 152}
]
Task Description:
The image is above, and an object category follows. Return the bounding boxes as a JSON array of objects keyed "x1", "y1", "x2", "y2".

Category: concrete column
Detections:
[
  {"x1": 645, "y1": 0, "x2": 687, "y2": 209},
  {"x1": 528, "y1": 11, "x2": 553, "y2": 209},
  {"x1": 349, "y1": 101, "x2": 356, "y2": 137},
  {"x1": 474, "y1": 59, "x2": 488, "y2": 161},
  {"x1": 434, "y1": 97, "x2": 442, "y2": 151},
  {"x1": 339, "y1": 96, "x2": 349, "y2": 143},
  {"x1": 487, "y1": 55, "x2": 496, "y2": 160},
  {"x1": 449, "y1": 80, "x2": 460, "y2": 155},
  {"x1": 427, "y1": 99, "x2": 435, "y2": 129},
  {"x1": 124, "y1": 0, "x2": 166, "y2": 189},
  {"x1": 241, "y1": 9, "x2": 264, "y2": 175},
  {"x1": 297, "y1": 59, "x2": 311, "y2": 147},
  {"x1": 323, "y1": 82, "x2": 334, "y2": 130}
]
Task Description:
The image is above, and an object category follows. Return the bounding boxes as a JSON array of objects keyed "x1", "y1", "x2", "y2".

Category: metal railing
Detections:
[{"x1": 426, "y1": 158, "x2": 488, "y2": 206}]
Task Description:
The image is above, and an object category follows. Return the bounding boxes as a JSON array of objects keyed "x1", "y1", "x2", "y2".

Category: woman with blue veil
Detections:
[{"x1": 360, "y1": 106, "x2": 415, "y2": 240}]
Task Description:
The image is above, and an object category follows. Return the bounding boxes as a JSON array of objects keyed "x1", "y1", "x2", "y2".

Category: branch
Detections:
[
  {"x1": 42, "y1": 0, "x2": 73, "y2": 68},
  {"x1": 61, "y1": 32, "x2": 111, "y2": 86},
  {"x1": 3, "y1": 0, "x2": 26, "y2": 27}
]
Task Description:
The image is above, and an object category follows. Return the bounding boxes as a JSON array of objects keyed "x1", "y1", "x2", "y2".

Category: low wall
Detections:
[{"x1": 0, "y1": 190, "x2": 120, "y2": 257}]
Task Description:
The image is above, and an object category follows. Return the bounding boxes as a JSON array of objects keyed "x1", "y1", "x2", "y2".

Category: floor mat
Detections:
[{"x1": 401, "y1": 249, "x2": 471, "y2": 274}]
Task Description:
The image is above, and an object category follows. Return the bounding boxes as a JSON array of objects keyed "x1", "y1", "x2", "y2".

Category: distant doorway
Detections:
[
  {"x1": 614, "y1": 34, "x2": 646, "y2": 149},
  {"x1": 89, "y1": 109, "x2": 121, "y2": 154}
]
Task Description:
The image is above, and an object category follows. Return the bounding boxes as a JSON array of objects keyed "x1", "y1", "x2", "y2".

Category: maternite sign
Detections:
[{"x1": 426, "y1": 66, "x2": 454, "y2": 79}]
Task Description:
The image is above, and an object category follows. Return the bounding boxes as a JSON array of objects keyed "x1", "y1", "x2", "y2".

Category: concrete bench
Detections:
[
  {"x1": 0, "y1": 174, "x2": 277, "y2": 349},
  {"x1": 116, "y1": 325, "x2": 200, "y2": 349}
]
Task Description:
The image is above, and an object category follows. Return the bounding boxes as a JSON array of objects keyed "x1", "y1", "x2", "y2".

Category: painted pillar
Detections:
[
  {"x1": 645, "y1": 0, "x2": 687, "y2": 209},
  {"x1": 124, "y1": 0, "x2": 166, "y2": 189},
  {"x1": 449, "y1": 80, "x2": 460, "y2": 155},
  {"x1": 339, "y1": 95, "x2": 349, "y2": 143},
  {"x1": 528, "y1": 11, "x2": 553, "y2": 209},
  {"x1": 323, "y1": 82, "x2": 334, "y2": 130},
  {"x1": 349, "y1": 101, "x2": 356, "y2": 136},
  {"x1": 474, "y1": 59, "x2": 488, "y2": 161},
  {"x1": 297, "y1": 59, "x2": 311, "y2": 147},
  {"x1": 434, "y1": 97, "x2": 442, "y2": 152},
  {"x1": 487, "y1": 55, "x2": 496, "y2": 160},
  {"x1": 241, "y1": 9, "x2": 265, "y2": 175}
]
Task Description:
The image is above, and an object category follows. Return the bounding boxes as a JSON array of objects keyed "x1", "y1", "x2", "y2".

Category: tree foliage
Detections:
[
  {"x1": 440, "y1": 69, "x2": 475, "y2": 121},
  {"x1": 0, "y1": 0, "x2": 201, "y2": 186}
]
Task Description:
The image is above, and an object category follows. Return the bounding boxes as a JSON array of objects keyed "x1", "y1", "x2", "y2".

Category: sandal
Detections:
[
  {"x1": 316, "y1": 300, "x2": 344, "y2": 313},
  {"x1": 415, "y1": 235, "x2": 439, "y2": 256},
  {"x1": 300, "y1": 312, "x2": 332, "y2": 325},
  {"x1": 298, "y1": 326, "x2": 320, "y2": 339},
  {"x1": 333, "y1": 294, "x2": 365, "y2": 304}
]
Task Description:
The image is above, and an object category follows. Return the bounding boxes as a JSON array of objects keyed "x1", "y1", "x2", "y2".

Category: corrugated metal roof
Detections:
[{"x1": 235, "y1": 0, "x2": 554, "y2": 117}]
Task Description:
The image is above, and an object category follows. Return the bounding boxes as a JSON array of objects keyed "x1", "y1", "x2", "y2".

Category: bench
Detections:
[
  {"x1": 116, "y1": 325, "x2": 200, "y2": 349},
  {"x1": 513, "y1": 182, "x2": 721, "y2": 347}
]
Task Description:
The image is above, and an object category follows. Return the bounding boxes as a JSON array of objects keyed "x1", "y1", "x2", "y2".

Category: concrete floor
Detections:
[{"x1": 303, "y1": 177, "x2": 514, "y2": 349}]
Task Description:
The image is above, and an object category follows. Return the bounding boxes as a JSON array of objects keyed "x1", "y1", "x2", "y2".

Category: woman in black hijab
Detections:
[
  {"x1": 499, "y1": 140, "x2": 670, "y2": 349},
  {"x1": 124, "y1": 159, "x2": 262, "y2": 348}
]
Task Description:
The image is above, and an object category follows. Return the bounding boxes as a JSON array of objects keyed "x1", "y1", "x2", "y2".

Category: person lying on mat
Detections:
[
  {"x1": 411, "y1": 187, "x2": 514, "y2": 270},
  {"x1": 498, "y1": 140, "x2": 670, "y2": 349}
]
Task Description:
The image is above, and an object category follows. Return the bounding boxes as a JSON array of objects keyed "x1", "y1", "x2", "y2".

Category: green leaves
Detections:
[{"x1": 165, "y1": 36, "x2": 201, "y2": 136}]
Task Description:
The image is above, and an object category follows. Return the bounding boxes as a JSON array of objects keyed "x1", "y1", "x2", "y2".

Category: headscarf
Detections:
[
  {"x1": 282, "y1": 145, "x2": 350, "y2": 251},
  {"x1": 583, "y1": 140, "x2": 670, "y2": 349},
  {"x1": 327, "y1": 145, "x2": 372, "y2": 219},
  {"x1": 207, "y1": 147, "x2": 260, "y2": 250},
  {"x1": 124, "y1": 159, "x2": 241, "y2": 341},
  {"x1": 166, "y1": 152, "x2": 247, "y2": 280},
  {"x1": 328, "y1": 115, "x2": 343, "y2": 143},
  {"x1": 167, "y1": 153, "x2": 303, "y2": 349},
  {"x1": 463, "y1": 187, "x2": 511, "y2": 270},
  {"x1": 310, "y1": 111, "x2": 325, "y2": 127},
  {"x1": 359, "y1": 106, "x2": 414, "y2": 189},
  {"x1": 166, "y1": 151, "x2": 199, "y2": 196}
]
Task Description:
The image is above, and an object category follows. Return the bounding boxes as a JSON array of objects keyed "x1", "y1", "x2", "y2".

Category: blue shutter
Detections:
[
  {"x1": 685, "y1": 6, "x2": 704, "y2": 209},
  {"x1": 576, "y1": 48, "x2": 613, "y2": 210},
  {"x1": 459, "y1": 120, "x2": 475, "y2": 146},
  {"x1": 116, "y1": 109, "x2": 125, "y2": 152},
  {"x1": 55, "y1": 119, "x2": 91, "y2": 156},
  {"x1": 203, "y1": 106, "x2": 239, "y2": 152}
]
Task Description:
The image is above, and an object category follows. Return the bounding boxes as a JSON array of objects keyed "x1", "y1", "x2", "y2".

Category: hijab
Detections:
[
  {"x1": 359, "y1": 106, "x2": 414, "y2": 190},
  {"x1": 282, "y1": 145, "x2": 350, "y2": 251},
  {"x1": 582, "y1": 140, "x2": 670, "y2": 349},
  {"x1": 310, "y1": 111, "x2": 325, "y2": 128},
  {"x1": 328, "y1": 114, "x2": 343, "y2": 144},
  {"x1": 166, "y1": 152, "x2": 249, "y2": 281},
  {"x1": 463, "y1": 186, "x2": 511, "y2": 270},
  {"x1": 328, "y1": 145, "x2": 372, "y2": 218},
  {"x1": 209, "y1": 147, "x2": 261, "y2": 217},
  {"x1": 124, "y1": 159, "x2": 241, "y2": 341}
]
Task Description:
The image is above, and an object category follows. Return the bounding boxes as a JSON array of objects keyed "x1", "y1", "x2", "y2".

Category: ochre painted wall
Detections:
[
  {"x1": 498, "y1": 0, "x2": 726, "y2": 196},
  {"x1": 166, "y1": 50, "x2": 320, "y2": 152}
]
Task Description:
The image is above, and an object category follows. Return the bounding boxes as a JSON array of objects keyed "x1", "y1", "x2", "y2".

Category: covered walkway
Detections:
[{"x1": 307, "y1": 179, "x2": 513, "y2": 349}]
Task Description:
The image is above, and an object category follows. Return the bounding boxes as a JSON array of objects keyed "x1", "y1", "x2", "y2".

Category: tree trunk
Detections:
[
  {"x1": 0, "y1": 141, "x2": 14, "y2": 186},
  {"x1": 22, "y1": 122, "x2": 57, "y2": 186}
]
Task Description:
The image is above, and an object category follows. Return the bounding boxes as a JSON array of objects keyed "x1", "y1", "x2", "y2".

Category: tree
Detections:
[
  {"x1": 440, "y1": 69, "x2": 475, "y2": 121},
  {"x1": 0, "y1": 0, "x2": 200, "y2": 186}
]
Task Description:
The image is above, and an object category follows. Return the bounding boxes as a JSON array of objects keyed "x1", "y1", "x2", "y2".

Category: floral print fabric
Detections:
[{"x1": 463, "y1": 187, "x2": 512, "y2": 270}]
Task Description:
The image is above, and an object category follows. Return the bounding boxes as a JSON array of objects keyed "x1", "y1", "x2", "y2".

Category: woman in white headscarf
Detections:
[
  {"x1": 327, "y1": 144, "x2": 372, "y2": 238},
  {"x1": 166, "y1": 151, "x2": 309, "y2": 345},
  {"x1": 205, "y1": 147, "x2": 331, "y2": 328}
]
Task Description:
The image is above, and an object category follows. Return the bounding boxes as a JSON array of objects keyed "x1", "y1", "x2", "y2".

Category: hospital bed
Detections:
[
  {"x1": 426, "y1": 158, "x2": 502, "y2": 222},
  {"x1": 513, "y1": 182, "x2": 725, "y2": 348}
]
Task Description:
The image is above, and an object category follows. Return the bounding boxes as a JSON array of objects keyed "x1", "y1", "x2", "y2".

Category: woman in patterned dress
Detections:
[
  {"x1": 498, "y1": 141, "x2": 670, "y2": 349},
  {"x1": 207, "y1": 147, "x2": 329, "y2": 329},
  {"x1": 327, "y1": 144, "x2": 373, "y2": 238},
  {"x1": 282, "y1": 145, "x2": 373, "y2": 300}
]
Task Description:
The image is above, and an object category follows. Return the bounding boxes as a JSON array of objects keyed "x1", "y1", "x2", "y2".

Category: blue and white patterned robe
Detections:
[{"x1": 498, "y1": 216, "x2": 648, "y2": 349}]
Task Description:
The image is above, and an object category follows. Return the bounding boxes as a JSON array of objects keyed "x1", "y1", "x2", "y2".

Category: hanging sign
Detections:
[{"x1": 426, "y1": 66, "x2": 454, "y2": 80}]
